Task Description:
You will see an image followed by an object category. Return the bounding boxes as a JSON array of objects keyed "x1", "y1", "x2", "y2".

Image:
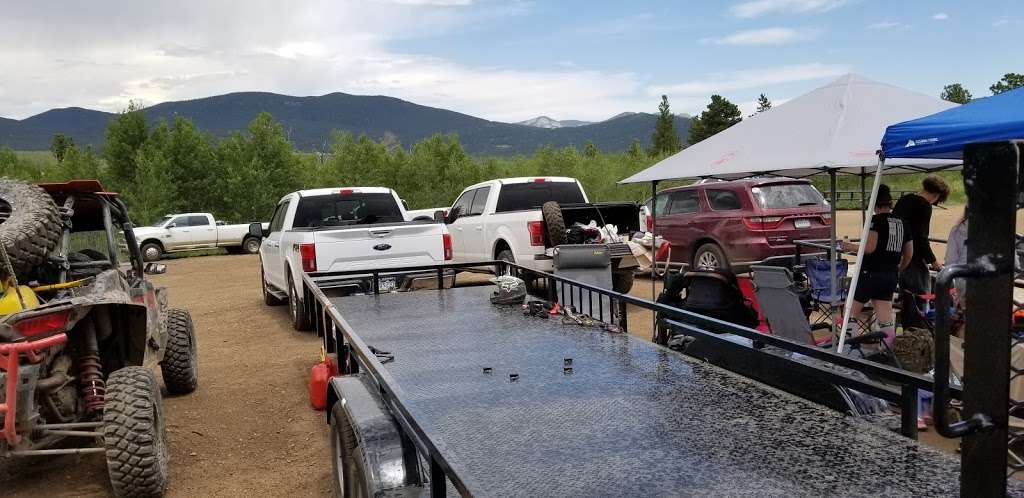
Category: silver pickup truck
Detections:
[{"x1": 132, "y1": 212, "x2": 266, "y2": 261}]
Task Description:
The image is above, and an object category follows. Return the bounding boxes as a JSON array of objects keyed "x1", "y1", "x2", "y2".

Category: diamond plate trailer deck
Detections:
[{"x1": 304, "y1": 263, "x2": 1024, "y2": 497}]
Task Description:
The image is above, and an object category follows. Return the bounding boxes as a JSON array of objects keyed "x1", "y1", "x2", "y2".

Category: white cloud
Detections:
[
  {"x1": 932, "y1": 12, "x2": 949, "y2": 21},
  {"x1": 729, "y1": 0, "x2": 847, "y2": 18},
  {"x1": 993, "y1": 16, "x2": 1017, "y2": 26},
  {"x1": 0, "y1": 0, "x2": 650, "y2": 122},
  {"x1": 707, "y1": 27, "x2": 817, "y2": 45},
  {"x1": 868, "y1": 21, "x2": 909, "y2": 30},
  {"x1": 648, "y1": 63, "x2": 850, "y2": 97}
]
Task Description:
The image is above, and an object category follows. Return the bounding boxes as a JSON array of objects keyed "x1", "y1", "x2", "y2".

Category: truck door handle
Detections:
[{"x1": 369, "y1": 230, "x2": 392, "y2": 238}]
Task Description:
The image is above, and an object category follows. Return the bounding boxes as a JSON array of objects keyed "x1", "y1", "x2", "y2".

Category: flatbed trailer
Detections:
[{"x1": 303, "y1": 262, "x2": 1023, "y2": 497}]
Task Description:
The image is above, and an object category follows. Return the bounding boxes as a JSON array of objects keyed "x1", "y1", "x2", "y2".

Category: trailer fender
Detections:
[{"x1": 327, "y1": 375, "x2": 423, "y2": 496}]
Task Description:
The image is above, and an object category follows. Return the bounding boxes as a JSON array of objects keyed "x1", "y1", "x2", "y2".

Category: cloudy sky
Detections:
[{"x1": 0, "y1": 0, "x2": 1019, "y2": 122}]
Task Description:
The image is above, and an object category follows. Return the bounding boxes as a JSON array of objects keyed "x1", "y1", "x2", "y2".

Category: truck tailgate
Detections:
[{"x1": 312, "y1": 223, "x2": 444, "y2": 272}]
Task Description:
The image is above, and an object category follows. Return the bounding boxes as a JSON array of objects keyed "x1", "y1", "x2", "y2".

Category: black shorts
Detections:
[{"x1": 854, "y1": 271, "x2": 898, "y2": 303}]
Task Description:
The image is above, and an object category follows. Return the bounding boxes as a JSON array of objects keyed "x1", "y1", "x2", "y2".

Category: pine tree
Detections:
[
  {"x1": 583, "y1": 141, "x2": 599, "y2": 158},
  {"x1": 628, "y1": 139, "x2": 644, "y2": 159},
  {"x1": 688, "y1": 95, "x2": 742, "y2": 145},
  {"x1": 990, "y1": 73, "x2": 1024, "y2": 94},
  {"x1": 756, "y1": 94, "x2": 772, "y2": 113},
  {"x1": 50, "y1": 134, "x2": 74, "y2": 163},
  {"x1": 650, "y1": 95, "x2": 682, "y2": 157},
  {"x1": 940, "y1": 83, "x2": 972, "y2": 104}
]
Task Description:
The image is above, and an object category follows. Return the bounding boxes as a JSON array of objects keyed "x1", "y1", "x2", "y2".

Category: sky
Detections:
[{"x1": 0, "y1": 0, "x2": 1020, "y2": 123}]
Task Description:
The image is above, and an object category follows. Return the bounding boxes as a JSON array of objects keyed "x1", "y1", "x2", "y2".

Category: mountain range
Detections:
[{"x1": 0, "y1": 92, "x2": 689, "y2": 156}]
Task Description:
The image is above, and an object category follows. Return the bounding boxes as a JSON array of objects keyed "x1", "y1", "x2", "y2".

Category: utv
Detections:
[{"x1": 0, "y1": 179, "x2": 198, "y2": 497}]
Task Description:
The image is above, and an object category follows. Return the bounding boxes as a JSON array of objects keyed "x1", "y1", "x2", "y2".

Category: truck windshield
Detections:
[
  {"x1": 750, "y1": 184, "x2": 825, "y2": 209},
  {"x1": 495, "y1": 182, "x2": 585, "y2": 212},
  {"x1": 293, "y1": 193, "x2": 404, "y2": 228}
]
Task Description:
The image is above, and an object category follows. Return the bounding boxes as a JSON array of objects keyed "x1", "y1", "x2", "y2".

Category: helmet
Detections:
[{"x1": 490, "y1": 275, "x2": 526, "y2": 305}]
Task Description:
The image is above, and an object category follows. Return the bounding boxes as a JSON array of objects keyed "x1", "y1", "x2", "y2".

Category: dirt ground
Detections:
[
  {"x1": 3, "y1": 204, "x2": 1006, "y2": 495},
  {"x1": 4, "y1": 254, "x2": 332, "y2": 498}
]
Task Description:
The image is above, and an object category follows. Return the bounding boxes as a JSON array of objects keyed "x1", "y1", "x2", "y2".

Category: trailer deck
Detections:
[{"x1": 330, "y1": 285, "x2": 981, "y2": 497}]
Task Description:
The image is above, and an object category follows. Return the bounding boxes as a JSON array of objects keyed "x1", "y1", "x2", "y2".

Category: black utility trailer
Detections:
[{"x1": 303, "y1": 262, "x2": 1018, "y2": 497}]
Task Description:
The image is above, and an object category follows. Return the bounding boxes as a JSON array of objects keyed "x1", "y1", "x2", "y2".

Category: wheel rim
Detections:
[
  {"x1": 697, "y1": 251, "x2": 719, "y2": 269},
  {"x1": 145, "y1": 246, "x2": 160, "y2": 260},
  {"x1": 246, "y1": 239, "x2": 259, "y2": 253}
]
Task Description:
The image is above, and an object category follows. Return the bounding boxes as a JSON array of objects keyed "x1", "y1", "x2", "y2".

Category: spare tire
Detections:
[
  {"x1": 541, "y1": 201, "x2": 567, "y2": 247},
  {"x1": 0, "y1": 179, "x2": 60, "y2": 282}
]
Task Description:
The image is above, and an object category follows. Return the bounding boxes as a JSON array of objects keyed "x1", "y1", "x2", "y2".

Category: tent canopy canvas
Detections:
[
  {"x1": 882, "y1": 86, "x2": 1024, "y2": 160},
  {"x1": 621, "y1": 74, "x2": 958, "y2": 184}
]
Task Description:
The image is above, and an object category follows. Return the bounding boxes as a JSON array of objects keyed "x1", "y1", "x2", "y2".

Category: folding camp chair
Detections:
[
  {"x1": 751, "y1": 266, "x2": 894, "y2": 361},
  {"x1": 805, "y1": 258, "x2": 848, "y2": 323}
]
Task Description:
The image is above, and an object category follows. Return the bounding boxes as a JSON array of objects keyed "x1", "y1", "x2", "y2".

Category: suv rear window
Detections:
[
  {"x1": 293, "y1": 193, "x2": 403, "y2": 228},
  {"x1": 495, "y1": 182, "x2": 585, "y2": 212},
  {"x1": 750, "y1": 184, "x2": 825, "y2": 209}
]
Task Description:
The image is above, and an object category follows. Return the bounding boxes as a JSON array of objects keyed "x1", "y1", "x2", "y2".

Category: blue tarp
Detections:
[{"x1": 882, "y1": 86, "x2": 1024, "y2": 160}]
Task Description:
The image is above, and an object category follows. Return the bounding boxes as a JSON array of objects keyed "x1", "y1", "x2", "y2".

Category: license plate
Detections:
[
  {"x1": 794, "y1": 219, "x2": 811, "y2": 229},
  {"x1": 378, "y1": 276, "x2": 397, "y2": 293}
]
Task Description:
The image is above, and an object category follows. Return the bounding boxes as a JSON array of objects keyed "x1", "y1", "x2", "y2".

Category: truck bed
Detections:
[{"x1": 329, "y1": 286, "x2": 993, "y2": 497}]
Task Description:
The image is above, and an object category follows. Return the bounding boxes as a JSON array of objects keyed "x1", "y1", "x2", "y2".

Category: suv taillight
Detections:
[
  {"x1": 300, "y1": 243, "x2": 317, "y2": 272},
  {"x1": 527, "y1": 221, "x2": 545, "y2": 246},
  {"x1": 646, "y1": 214, "x2": 653, "y2": 232},
  {"x1": 13, "y1": 309, "x2": 72, "y2": 338},
  {"x1": 742, "y1": 216, "x2": 784, "y2": 230},
  {"x1": 443, "y1": 233, "x2": 453, "y2": 260},
  {"x1": 821, "y1": 213, "x2": 832, "y2": 226}
]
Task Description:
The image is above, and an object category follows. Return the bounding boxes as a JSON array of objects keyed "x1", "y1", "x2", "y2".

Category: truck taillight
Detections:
[
  {"x1": 13, "y1": 309, "x2": 72, "y2": 338},
  {"x1": 443, "y1": 233, "x2": 453, "y2": 260},
  {"x1": 339, "y1": 189, "x2": 354, "y2": 196},
  {"x1": 646, "y1": 215, "x2": 653, "y2": 232},
  {"x1": 300, "y1": 243, "x2": 317, "y2": 272},
  {"x1": 742, "y1": 216, "x2": 784, "y2": 230},
  {"x1": 527, "y1": 221, "x2": 545, "y2": 246},
  {"x1": 532, "y1": 178, "x2": 547, "y2": 183}
]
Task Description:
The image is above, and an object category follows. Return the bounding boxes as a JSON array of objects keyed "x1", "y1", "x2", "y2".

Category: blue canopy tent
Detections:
[
  {"x1": 882, "y1": 86, "x2": 1024, "y2": 160},
  {"x1": 838, "y1": 86, "x2": 1024, "y2": 350}
]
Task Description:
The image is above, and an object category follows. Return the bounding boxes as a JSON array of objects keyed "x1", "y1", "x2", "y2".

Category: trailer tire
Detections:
[
  {"x1": 542, "y1": 201, "x2": 567, "y2": 247},
  {"x1": 0, "y1": 179, "x2": 60, "y2": 282},
  {"x1": 612, "y1": 270, "x2": 635, "y2": 294},
  {"x1": 330, "y1": 402, "x2": 370, "y2": 498},
  {"x1": 161, "y1": 309, "x2": 198, "y2": 395},
  {"x1": 103, "y1": 367, "x2": 169, "y2": 498},
  {"x1": 289, "y1": 275, "x2": 312, "y2": 331}
]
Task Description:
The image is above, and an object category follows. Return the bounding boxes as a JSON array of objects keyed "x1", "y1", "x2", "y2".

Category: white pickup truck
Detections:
[
  {"x1": 251, "y1": 187, "x2": 452, "y2": 330},
  {"x1": 445, "y1": 177, "x2": 641, "y2": 292},
  {"x1": 132, "y1": 212, "x2": 266, "y2": 261}
]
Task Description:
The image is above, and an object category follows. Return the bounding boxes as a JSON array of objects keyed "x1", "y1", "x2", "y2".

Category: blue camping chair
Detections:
[{"x1": 805, "y1": 258, "x2": 849, "y2": 324}]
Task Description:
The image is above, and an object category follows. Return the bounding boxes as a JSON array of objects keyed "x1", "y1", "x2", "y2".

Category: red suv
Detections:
[{"x1": 645, "y1": 178, "x2": 831, "y2": 270}]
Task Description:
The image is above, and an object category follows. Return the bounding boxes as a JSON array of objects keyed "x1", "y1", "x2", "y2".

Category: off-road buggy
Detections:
[{"x1": 0, "y1": 179, "x2": 198, "y2": 497}]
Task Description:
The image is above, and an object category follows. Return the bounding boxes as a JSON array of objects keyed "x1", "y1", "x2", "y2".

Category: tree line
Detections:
[{"x1": 940, "y1": 73, "x2": 1023, "y2": 104}]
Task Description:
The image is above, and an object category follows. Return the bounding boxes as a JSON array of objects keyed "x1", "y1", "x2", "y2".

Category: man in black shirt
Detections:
[
  {"x1": 892, "y1": 175, "x2": 950, "y2": 294},
  {"x1": 842, "y1": 185, "x2": 913, "y2": 345}
]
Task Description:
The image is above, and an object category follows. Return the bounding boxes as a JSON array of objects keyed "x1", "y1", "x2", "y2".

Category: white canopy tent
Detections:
[{"x1": 621, "y1": 74, "x2": 960, "y2": 347}]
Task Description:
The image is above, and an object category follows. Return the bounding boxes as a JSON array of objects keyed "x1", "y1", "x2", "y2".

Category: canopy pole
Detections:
[
  {"x1": 650, "y1": 180, "x2": 659, "y2": 338},
  {"x1": 837, "y1": 157, "x2": 885, "y2": 352},
  {"x1": 860, "y1": 167, "x2": 867, "y2": 226},
  {"x1": 829, "y1": 170, "x2": 839, "y2": 344}
]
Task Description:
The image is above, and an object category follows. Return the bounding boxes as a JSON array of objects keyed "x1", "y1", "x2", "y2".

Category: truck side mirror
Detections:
[
  {"x1": 433, "y1": 210, "x2": 446, "y2": 223},
  {"x1": 445, "y1": 207, "x2": 460, "y2": 224},
  {"x1": 249, "y1": 222, "x2": 267, "y2": 238}
]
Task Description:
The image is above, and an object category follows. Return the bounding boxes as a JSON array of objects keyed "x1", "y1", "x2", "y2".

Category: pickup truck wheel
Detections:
[
  {"x1": 242, "y1": 237, "x2": 261, "y2": 254},
  {"x1": 141, "y1": 242, "x2": 163, "y2": 262},
  {"x1": 612, "y1": 270, "x2": 635, "y2": 294},
  {"x1": 161, "y1": 309, "x2": 198, "y2": 395},
  {"x1": 694, "y1": 243, "x2": 729, "y2": 271},
  {"x1": 262, "y1": 267, "x2": 284, "y2": 306},
  {"x1": 541, "y1": 201, "x2": 567, "y2": 246},
  {"x1": 496, "y1": 249, "x2": 515, "y2": 275},
  {"x1": 103, "y1": 367, "x2": 169, "y2": 498},
  {"x1": 289, "y1": 276, "x2": 312, "y2": 331}
]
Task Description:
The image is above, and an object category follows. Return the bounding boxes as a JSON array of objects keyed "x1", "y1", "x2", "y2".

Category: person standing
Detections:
[
  {"x1": 893, "y1": 176, "x2": 950, "y2": 295},
  {"x1": 842, "y1": 184, "x2": 913, "y2": 346}
]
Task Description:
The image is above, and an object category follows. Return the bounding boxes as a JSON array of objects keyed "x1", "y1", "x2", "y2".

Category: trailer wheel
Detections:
[
  {"x1": 330, "y1": 402, "x2": 370, "y2": 498},
  {"x1": 541, "y1": 201, "x2": 567, "y2": 247},
  {"x1": 103, "y1": 367, "x2": 169, "y2": 498},
  {"x1": 289, "y1": 275, "x2": 312, "y2": 331},
  {"x1": 161, "y1": 308, "x2": 198, "y2": 395}
]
